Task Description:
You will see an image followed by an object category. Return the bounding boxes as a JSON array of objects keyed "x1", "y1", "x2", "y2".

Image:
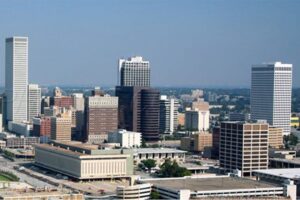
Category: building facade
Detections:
[
  {"x1": 220, "y1": 121, "x2": 269, "y2": 177},
  {"x1": 251, "y1": 62, "x2": 292, "y2": 135},
  {"x1": 180, "y1": 132, "x2": 212, "y2": 152},
  {"x1": 85, "y1": 95, "x2": 118, "y2": 144},
  {"x1": 5, "y1": 37, "x2": 28, "y2": 123},
  {"x1": 108, "y1": 129, "x2": 141, "y2": 148},
  {"x1": 269, "y1": 126, "x2": 283, "y2": 149},
  {"x1": 118, "y1": 56, "x2": 150, "y2": 87},
  {"x1": 28, "y1": 84, "x2": 41, "y2": 122},
  {"x1": 50, "y1": 116, "x2": 72, "y2": 141},
  {"x1": 185, "y1": 109, "x2": 210, "y2": 132},
  {"x1": 159, "y1": 95, "x2": 179, "y2": 134},
  {"x1": 116, "y1": 86, "x2": 160, "y2": 141}
]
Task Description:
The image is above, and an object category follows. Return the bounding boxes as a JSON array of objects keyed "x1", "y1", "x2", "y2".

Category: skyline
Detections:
[{"x1": 0, "y1": 0, "x2": 299, "y2": 87}]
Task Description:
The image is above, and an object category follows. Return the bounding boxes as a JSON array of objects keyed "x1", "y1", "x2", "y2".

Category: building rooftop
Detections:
[
  {"x1": 253, "y1": 168, "x2": 300, "y2": 180},
  {"x1": 133, "y1": 148, "x2": 186, "y2": 154},
  {"x1": 270, "y1": 157, "x2": 300, "y2": 165},
  {"x1": 143, "y1": 176, "x2": 280, "y2": 191}
]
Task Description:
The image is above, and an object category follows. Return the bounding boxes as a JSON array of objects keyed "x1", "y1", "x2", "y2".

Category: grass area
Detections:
[{"x1": 0, "y1": 171, "x2": 19, "y2": 182}]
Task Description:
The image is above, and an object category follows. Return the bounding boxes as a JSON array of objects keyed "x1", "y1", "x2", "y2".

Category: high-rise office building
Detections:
[
  {"x1": 5, "y1": 37, "x2": 28, "y2": 123},
  {"x1": 219, "y1": 121, "x2": 269, "y2": 177},
  {"x1": 50, "y1": 115, "x2": 72, "y2": 141},
  {"x1": 28, "y1": 84, "x2": 41, "y2": 122},
  {"x1": 72, "y1": 93, "x2": 85, "y2": 111},
  {"x1": 251, "y1": 62, "x2": 292, "y2": 135},
  {"x1": 185, "y1": 109, "x2": 210, "y2": 131},
  {"x1": 85, "y1": 95, "x2": 118, "y2": 144},
  {"x1": 118, "y1": 56, "x2": 150, "y2": 87},
  {"x1": 116, "y1": 86, "x2": 160, "y2": 141},
  {"x1": 159, "y1": 95, "x2": 179, "y2": 134}
]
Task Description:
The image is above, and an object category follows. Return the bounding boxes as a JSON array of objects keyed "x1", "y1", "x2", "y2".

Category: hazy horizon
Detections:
[{"x1": 0, "y1": 0, "x2": 299, "y2": 87}]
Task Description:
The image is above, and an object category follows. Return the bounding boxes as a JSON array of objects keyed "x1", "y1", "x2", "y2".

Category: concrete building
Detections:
[
  {"x1": 5, "y1": 136, "x2": 39, "y2": 148},
  {"x1": 71, "y1": 93, "x2": 85, "y2": 111},
  {"x1": 132, "y1": 148, "x2": 186, "y2": 165},
  {"x1": 253, "y1": 168, "x2": 300, "y2": 198},
  {"x1": 229, "y1": 112, "x2": 251, "y2": 121},
  {"x1": 5, "y1": 37, "x2": 28, "y2": 123},
  {"x1": 32, "y1": 116, "x2": 51, "y2": 141},
  {"x1": 116, "y1": 86, "x2": 160, "y2": 141},
  {"x1": 8, "y1": 121, "x2": 32, "y2": 137},
  {"x1": 50, "y1": 115, "x2": 72, "y2": 141},
  {"x1": 180, "y1": 132, "x2": 212, "y2": 153},
  {"x1": 116, "y1": 183, "x2": 151, "y2": 200},
  {"x1": 191, "y1": 100, "x2": 209, "y2": 111},
  {"x1": 220, "y1": 121, "x2": 269, "y2": 177},
  {"x1": 159, "y1": 95, "x2": 179, "y2": 134},
  {"x1": 251, "y1": 62, "x2": 293, "y2": 135},
  {"x1": 34, "y1": 141, "x2": 133, "y2": 180},
  {"x1": 85, "y1": 95, "x2": 118, "y2": 144},
  {"x1": 291, "y1": 116, "x2": 300, "y2": 128},
  {"x1": 118, "y1": 56, "x2": 150, "y2": 87},
  {"x1": 269, "y1": 126, "x2": 284, "y2": 149},
  {"x1": 28, "y1": 84, "x2": 41, "y2": 122},
  {"x1": 212, "y1": 126, "x2": 220, "y2": 158},
  {"x1": 185, "y1": 109, "x2": 210, "y2": 131},
  {"x1": 108, "y1": 129, "x2": 141, "y2": 148},
  {"x1": 140, "y1": 176, "x2": 296, "y2": 200}
]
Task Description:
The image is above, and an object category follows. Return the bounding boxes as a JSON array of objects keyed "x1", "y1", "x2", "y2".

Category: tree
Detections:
[
  {"x1": 150, "y1": 191, "x2": 160, "y2": 199},
  {"x1": 289, "y1": 134, "x2": 298, "y2": 146},
  {"x1": 141, "y1": 139, "x2": 147, "y2": 148},
  {"x1": 159, "y1": 159, "x2": 191, "y2": 177},
  {"x1": 141, "y1": 159, "x2": 156, "y2": 172}
]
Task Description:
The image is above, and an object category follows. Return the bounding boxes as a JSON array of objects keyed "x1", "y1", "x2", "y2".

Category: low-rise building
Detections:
[
  {"x1": 139, "y1": 176, "x2": 296, "y2": 200},
  {"x1": 108, "y1": 129, "x2": 141, "y2": 148},
  {"x1": 180, "y1": 132, "x2": 212, "y2": 152},
  {"x1": 34, "y1": 141, "x2": 134, "y2": 180},
  {"x1": 7, "y1": 121, "x2": 32, "y2": 137},
  {"x1": 116, "y1": 183, "x2": 151, "y2": 200},
  {"x1": 5, "y1": 136, "x2": 39, "y2": 148},
  {"x1": 132, "y1": 148, "x2": 186, "y2": 165}
]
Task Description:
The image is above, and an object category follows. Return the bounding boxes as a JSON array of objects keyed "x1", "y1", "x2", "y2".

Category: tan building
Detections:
[
  {"x1": 85, "y1": 95, "x2": 118, "y2": 144},
  {"x1": 220, "y1": 121, "x2": 269, "y2": 177},
  {"x1": 192, "y1": 100, "x2": 209, "y2": 111},
  {"x1": 35, "y1": 141, "x2": 133, "y2": 180},
  {"x1": 269, "y1": 126, "x2": 283, "y2": 149},
  {"x1": 50, "y1": 115, "x2": 72, "y2": 141},
  {"x1": 180, "y1": 132, "x2": 212, "y2": 152},
  {"x1": 178, "y1": 113, "x2": 185, "y2": 126}
]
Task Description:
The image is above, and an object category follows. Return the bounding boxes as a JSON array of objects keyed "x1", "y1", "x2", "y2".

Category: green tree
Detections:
[
  {"x1": 150, "y1": 191, "x2": 160, "y2": 199},
  {"x1": 141, "y1": 159, "x2": 156, "y2": 172},
  {"x1": 141, "y1": 139, "x2": 147, "y2": 148},
  {"x1": 289, "y1": 134, "x2": 298, "y2": 146},
  {"x1": 159, "y1": 159, "x2": 191, "y2": 177}
]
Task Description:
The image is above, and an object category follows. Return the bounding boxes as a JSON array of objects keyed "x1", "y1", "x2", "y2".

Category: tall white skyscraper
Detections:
[
  {"x1": 28, "y1": 84, "x2": 41, "y2": 122},
  {"x1": 118, "y1": 56, "x2": 150, "y2": 87},
  {"x1": 251, "y1": 62, "x2": 292, "y2": 135},
  {"x1": 159, "y1": 95, "x2": 179, "y2": 134},
  {"x1": 5, "y1": 37, "x2": 28, "y2": 123}
]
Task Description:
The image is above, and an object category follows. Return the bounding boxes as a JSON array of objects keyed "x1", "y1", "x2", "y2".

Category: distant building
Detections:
[
  {"x1": 118, "y1": 56, "x2": 150, "y2": 87},
  {"x1": 8, "y1": 121, "x2": 32, "y2": 136},
  {"x1": 28, "y1": 84, "x2": 41, "y2": 122},
  {"x1": 185, "y1": 109, "x2": 210, "y2": 131},
  {"x1": 5, "y1": 136, "x2": 39, "y2": 148},
  {"x1": 5, "y1": 37, "x2": 28, "y2": 123},
  {"x1": 71, "y1": 93, "x2": 85, "y2": 111},
  {"x1": 116, "y1": 86, "x2": 160, "y2": 141},
  {"x1": 32, "y1": 116, "x2": 51, "y2": 142},
  {"x1": 212, "y1": 126, "x2": 220, "y2": 158},
  {"x1": 108, "y1": 129, "x2": 141, "y2": 148},
  {"x1": 291, "y1": 116, "x2": 299, "y2": 128},
  {"x1": 251, "y1": 62, "x2": 293, "y2": 135},
  {"x1": 50, "y1": 115, "x2": 72, "y2": 141},
  {"x1": 159, "y1": 95, "x2": 179, "y2": 134},
  {"x1": 269, "y1": 126, "x2": 283, "y2": 149},
  {"x1": 180, "y1": 132, "x2": 212, "y2": 152},
  {"x1": 178, "y1": 113, "x2": 185, "y2": 127},
  {"x1": 191, "y1": 100, "x2": 209, "y2": 111},
  {"x1": 220, "y1": 121, "x2": 269, "y2": 177},
  {"x1": 229, "y1": 112, "x2": 251, "y2": 121},
  {"x1": 85, "y1": 95, "x2": 118, "y2": 144},
  {"x1": 116, "y1": 183, "x2": 151, "y2": 200},
  {"x1": 51, "y1": 96, "x2": 73, "y2": 108}
]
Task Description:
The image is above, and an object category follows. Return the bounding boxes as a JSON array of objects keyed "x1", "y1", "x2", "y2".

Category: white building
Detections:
[
  {"x1": 5, "y1": 37, "x2": 28, "y2": 123},
  {"x1": 71, "y1": 93, "x2": 84, "y2": 111},
  {"x1": 108, "y1": 129, "x2": 141, "y2": 148},
  {"x1": 251, "y1": 62, "x2": 292, "y2": 135},
  {"x1": 185, "y1": 109, "x2": 210, "y2": 131},
  {"x1": 28, "y1": 84, "x2": 41, "y2": 122},
  {"x1": 118, "y1": 56, "x2": 150, "y2": 87},
  {"x1": 8, "y1": 121, "x2": 32, "y2": 137},
  {"x1": 160, "y1": 95, "x2": 179, "y2": 134}
]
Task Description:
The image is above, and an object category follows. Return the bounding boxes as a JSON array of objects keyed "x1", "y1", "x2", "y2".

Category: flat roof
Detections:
[
  {"x1": 270, "y1": 157, "x2": 300, "y2": 165},
  {"x1": 143, "y1": 177, "x2": 279, "y2": 191},
  {"x1": 133, "y1": 148, "x2": 186, "y2": 154},
  {"x1": 253, "y1": 168, "x2": 300, "y2": 180}
]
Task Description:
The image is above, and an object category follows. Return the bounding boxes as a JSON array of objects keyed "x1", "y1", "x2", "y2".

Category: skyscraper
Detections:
[
  {"x1": 118, "y1": 56, "x2": 150, "y2": 87},
  {"x1": 5, "y1": 37, "x2": 28, "y2": 123},
  {"x1": 28, "y1": 84, "x2": 41, "y2": 122},
  {"x1": 251, "y1": 62, "x2": 292, "y2": 135},
  {"x1": 159, "y1": 95, "x2": 179, "y2": 134},
  {"x1": 219, "y1": 121, "x2": 269, "y2": 177},
  {"x1": 116, "y1": 86, "x2": 160, "y2": 141},
  {"x1": 85, "y1": 95, "x2": 118, "y2": 144}
]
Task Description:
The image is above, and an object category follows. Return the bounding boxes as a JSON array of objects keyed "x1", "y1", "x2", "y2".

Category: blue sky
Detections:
[{"x1": 0, "y1": 0, "x2": 299, "y2": 87}]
